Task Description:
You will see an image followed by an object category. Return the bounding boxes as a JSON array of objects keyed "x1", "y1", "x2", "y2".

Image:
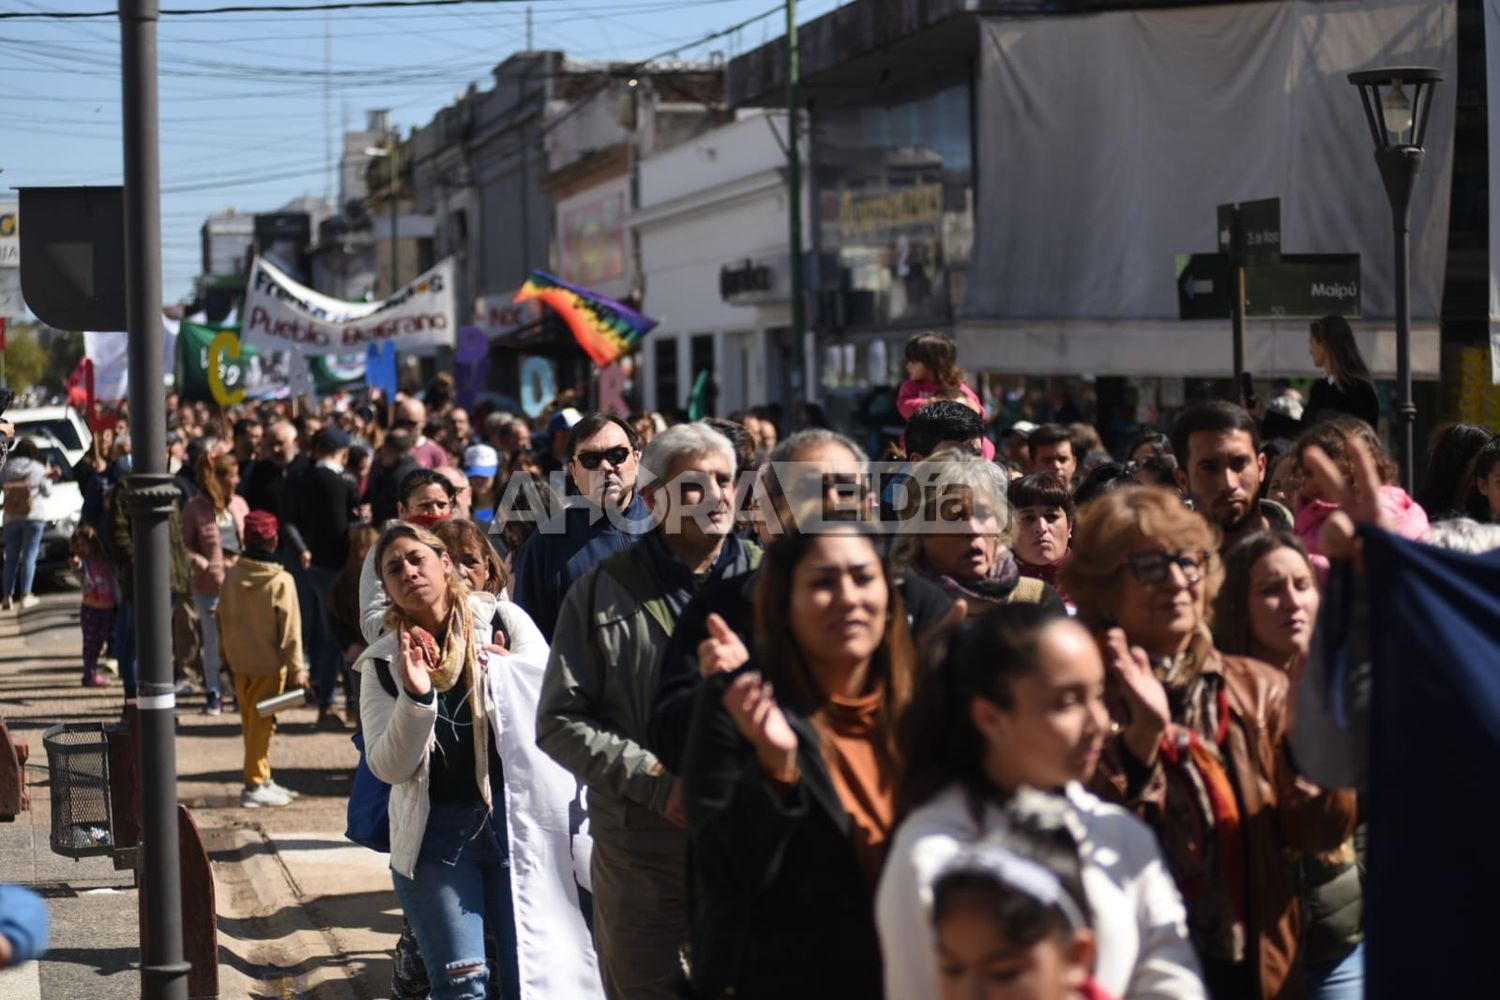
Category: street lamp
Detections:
[
  {"x1": 364, "y1": 138, "x2": 400, "y2": 295},
  {"x1": 1347, "y1": 66, "x2": 1442, "y2": 493}
]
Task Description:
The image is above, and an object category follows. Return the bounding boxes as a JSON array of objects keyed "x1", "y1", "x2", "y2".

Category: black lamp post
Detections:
[{"x1": 1348, "y1": 66, "x2": 1442, "y2": 494}]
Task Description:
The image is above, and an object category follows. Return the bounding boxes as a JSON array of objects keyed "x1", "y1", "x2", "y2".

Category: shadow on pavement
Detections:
[{"x1": 41, "y1": 945, "x2": 138, "y2": 978}]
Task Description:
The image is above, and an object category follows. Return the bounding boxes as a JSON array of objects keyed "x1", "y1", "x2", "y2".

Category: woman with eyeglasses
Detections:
[
  {"x1": 181, "y1": 452, "x2": 248, "y2": 715},
  {"x1": 891, "y1": 449, "x2": 1066, "y2": 613},
  {"x1": 1060, "y1": 487, "x2": 1356, "y2": 1000}
]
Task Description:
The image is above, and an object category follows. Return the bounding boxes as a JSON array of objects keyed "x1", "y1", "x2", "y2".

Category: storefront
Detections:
[{"x1": 630, "y1": 112, "x2": 805, "y2": 417}]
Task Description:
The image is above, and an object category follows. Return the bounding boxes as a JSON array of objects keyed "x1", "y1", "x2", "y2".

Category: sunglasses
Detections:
[
  {"x1": 575, "y1": 446, "x2": 632, "y2": 471},
  {"x1": 1125, "y1": 549, "x2": 1209, "y2": 586}
]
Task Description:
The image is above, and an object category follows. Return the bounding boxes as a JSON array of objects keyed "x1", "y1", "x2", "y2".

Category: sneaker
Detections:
[
  {"x1": 239, "y1": 783, "x2": 292, "y2": 809},
  {"x1": 1, "y1": 597, "x2": 11, "y2": 612},
  {"x1": 82, "y1": 672, "x2": 112, "y2": 688},
  {"x1": 264, "y1": 778, "x2": 300, "y2": 800},
  {"x1": 174, "y1": 679, "x2": 196, "y2": 696},
  {"x1": 316, "y1": 707, "x2": 349, "y2": 731},
  {"x1": 18, "y1": 595, "x2": 38, "y2": 610},
  {"x1": 101, "y1": 657, "x2": 120, "y2": 676},
  {"x1": 202, "y1": 692, "x2": 222, "y2": 716}
]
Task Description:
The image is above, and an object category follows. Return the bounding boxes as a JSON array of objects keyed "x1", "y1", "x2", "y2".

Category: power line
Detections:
[{"x1": 1, "y1": 0, "x2": 573, "y2": 21}]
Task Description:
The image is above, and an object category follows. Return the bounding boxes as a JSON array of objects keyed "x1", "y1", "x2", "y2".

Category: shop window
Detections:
[{"x1": 655, "y1": 338, "x2": 679, "y2": 411}]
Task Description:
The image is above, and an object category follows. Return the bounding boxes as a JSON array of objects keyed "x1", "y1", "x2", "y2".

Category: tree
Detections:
[
  {"x1": 45, "y1": 330, "x2": 84, "y2": 389},
  {"x1": 1, "y1": 331, "x2": 48, "y2": 391}
]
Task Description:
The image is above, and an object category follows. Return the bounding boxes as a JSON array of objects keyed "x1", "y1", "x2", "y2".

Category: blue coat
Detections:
[{"x1": 510, "y1": 492, "x2": 653, "y2": 641}]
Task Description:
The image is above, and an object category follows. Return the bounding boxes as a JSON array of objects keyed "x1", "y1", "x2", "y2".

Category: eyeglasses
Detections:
[
  {"x1": 1125, "y1": 549, "x2": 1209, "y2": 585},
  {"x1": 575, "y1": 446, "x2": 632, "y2": 471}
]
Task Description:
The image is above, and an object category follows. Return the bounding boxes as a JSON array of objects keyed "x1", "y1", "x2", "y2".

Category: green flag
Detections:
[{"x1": 178, "y1": 321, "x2": 255, "y2": 403}]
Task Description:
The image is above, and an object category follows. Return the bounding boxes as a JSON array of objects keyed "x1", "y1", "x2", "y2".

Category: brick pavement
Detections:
[{"x1": 0, "y1": 586, "x2": 399, "y2": 998}]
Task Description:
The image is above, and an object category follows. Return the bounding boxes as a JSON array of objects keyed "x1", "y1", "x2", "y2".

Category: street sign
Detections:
[
  {"x1": 1176, "y1": 252, "x2": 1231, "y2": 320},
  {"x1": 1217, "y1": 197, "x2": 1281, "y2": 268},
  {"x1": 1244, "y1": 253, "x2": 1360, "y2": 319}
]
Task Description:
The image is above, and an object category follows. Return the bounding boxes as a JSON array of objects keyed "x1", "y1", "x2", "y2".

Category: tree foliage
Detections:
[{"x1": 2, "y1": 331, "x2": 49, "y2": 391}]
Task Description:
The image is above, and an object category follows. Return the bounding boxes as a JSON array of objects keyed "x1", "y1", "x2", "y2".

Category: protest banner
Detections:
[{"x1": 243, "y1": 255, "x2": 455, "y2": 356}]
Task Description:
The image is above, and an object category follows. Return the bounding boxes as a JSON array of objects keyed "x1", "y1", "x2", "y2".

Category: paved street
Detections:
[{"x1": 0, "y1": 584, "x2": 397, "y2": 998}]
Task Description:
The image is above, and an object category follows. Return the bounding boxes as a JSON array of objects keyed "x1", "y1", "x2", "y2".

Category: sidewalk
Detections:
[{"x1": 0, "y1": 589, "x2": 398, "y2": 998}]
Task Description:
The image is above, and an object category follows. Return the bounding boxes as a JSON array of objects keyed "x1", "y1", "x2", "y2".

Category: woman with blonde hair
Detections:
[
  {"x1": 181, "y1": 451, "x2": 248, "y2": 714},
  {"x1": 891, "y1": 448, "x2": 1064, "y2": 612},
  {"x1": 357, "y1": 521, "x2": 546, "y2": 999},
  {"x1": 1060, "y1": 487, "x2": 1356, "y2": 1000}
]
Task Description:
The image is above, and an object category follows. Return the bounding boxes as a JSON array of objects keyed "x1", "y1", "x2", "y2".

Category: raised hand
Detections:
[
  {"x1": 722, "y1": 671, "x2": 798, "y2": 783},
  {"x1": 1303, "y1": 437, "x2": 1389, "y2": 565},
  {"x1": 697, "y1": 613, "x2": 749, "y2": 679},
  {"x1": 397, "y1": 628, "x2": 433, "y2": 697},
  {"x1": 1102, "y1": 628, "x2": 1170, "y2": 765}
]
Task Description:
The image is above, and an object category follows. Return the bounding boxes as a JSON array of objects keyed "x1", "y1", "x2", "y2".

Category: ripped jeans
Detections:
[{"x1": 391, "y1": 800, "x2": 520, "y2": 1000}]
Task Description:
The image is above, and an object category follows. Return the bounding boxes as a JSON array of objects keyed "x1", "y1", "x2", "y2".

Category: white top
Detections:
[{"x1": 876, "y1": 782, "x2": 1205, "y2": 1000}]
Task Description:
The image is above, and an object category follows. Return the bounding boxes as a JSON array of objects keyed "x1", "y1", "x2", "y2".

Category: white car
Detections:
[{"x1": 9, "y1": 405, "x2": 93, "y2": 469}]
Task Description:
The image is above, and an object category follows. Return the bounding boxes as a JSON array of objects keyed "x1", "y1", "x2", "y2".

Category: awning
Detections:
[
  {"x1": 960, "y1": 0, "x2": 1457, "y2": 373},
  {"x1": 956, "y1": 318, "x2": 1440, "y2": 379}
]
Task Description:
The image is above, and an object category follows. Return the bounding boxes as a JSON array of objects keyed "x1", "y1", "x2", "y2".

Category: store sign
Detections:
[
  {"x1": 476, "y1": 293, "x2": 542, "y2": 337},
  {"x1": 0, "y1": 204, "x2": 17, "y2": 268},
  {"x1": 837, "y1": 184, "x2": 943, "y2": 240},
  {"x1": 558, "y1": 181, "x2": 627, "y2": 285},
  {"x1": 719, "y1": 257, "x2": 785, "y2": 305}
]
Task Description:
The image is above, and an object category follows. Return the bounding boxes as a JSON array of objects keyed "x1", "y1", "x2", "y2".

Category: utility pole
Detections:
[
  {"x1": 785, "y1": 0, "x2": 805, "y2": 399},
  {"x1": 389, "y1": 126, "x2": 399, "y2": 295},
  {"x1": 118, "y1": 2, "x2": 188, "y2": 998}
]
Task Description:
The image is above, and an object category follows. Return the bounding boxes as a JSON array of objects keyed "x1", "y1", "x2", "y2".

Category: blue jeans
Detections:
[
  {"x1": 391, "y1": 801, "x2": 519, "y2": 1000},
  {"x1": 193, "y1": 593, "x2": 223, "y2": 697},
  {"x1": 1306, "y1": 940, "x2": 1364, "y2": 1000},
  {"x1": 2, "y1": 519, "x2": 45, "y2": 598}
]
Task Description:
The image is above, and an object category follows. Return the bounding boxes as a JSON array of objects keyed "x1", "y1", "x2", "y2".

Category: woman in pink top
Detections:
[{"x1": 181, "y1": 452, "x2": 249, "y2": 715}]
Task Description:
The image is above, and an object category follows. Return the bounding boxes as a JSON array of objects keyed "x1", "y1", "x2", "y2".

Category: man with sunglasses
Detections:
[
  {"x1": 1171, "y1": 401, "x2": 1293, "y2": 553},
  {"x1": 510, "y1": 412, "x2": 654, "y2": 641}
]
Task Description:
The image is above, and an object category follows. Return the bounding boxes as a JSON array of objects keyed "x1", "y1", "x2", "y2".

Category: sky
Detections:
[{"x1": 0, "y1": 0, "x2": 846, "y2": 305}]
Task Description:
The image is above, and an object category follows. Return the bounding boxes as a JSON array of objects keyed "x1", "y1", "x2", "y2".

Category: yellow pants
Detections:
[{"x1": 236, "y1": 671, "x2": 285, "y2": 788}]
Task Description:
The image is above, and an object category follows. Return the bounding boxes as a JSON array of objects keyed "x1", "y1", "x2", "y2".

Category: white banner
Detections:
[
  {"x1": 243, "y1": 254, "x2": 456, "y2": 357},
  {"x1": 0, "y1": 203, "x2": 16, "y2": 268},
  {"x1": 485, "y1": 652, "x2": 604, "y2": 1000},
  {"x1": 84, "y1": 318, "x2": 181, "y2": 400}
]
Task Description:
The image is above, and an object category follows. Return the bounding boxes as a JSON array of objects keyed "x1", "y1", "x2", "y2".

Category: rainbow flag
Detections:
[{"x1": 514, "y1": 270, "x2": 657, "y2": 368}]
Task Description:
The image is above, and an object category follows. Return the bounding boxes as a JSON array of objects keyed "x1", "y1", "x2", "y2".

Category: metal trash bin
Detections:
[{"x1": 42, "y1": 723, "x2": 115, "y2": 858}]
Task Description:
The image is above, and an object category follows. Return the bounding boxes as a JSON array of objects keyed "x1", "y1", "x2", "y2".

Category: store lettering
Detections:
[{"x1": 838, "y1": 184, "x2": 943, "y2": 237}]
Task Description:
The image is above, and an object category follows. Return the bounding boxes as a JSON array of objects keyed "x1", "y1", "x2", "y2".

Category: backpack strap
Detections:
[{"x1": 370, "y1": 657, "x2": 399, "y2": 699}]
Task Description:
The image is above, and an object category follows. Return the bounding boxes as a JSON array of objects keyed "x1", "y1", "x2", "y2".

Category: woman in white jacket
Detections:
[
  {"x1": 357, "y1": 521, "x2": 546, "y2": 1000},
  {"x1": 878, "y1": 603, "x2": 1204, "y2": 1000}
]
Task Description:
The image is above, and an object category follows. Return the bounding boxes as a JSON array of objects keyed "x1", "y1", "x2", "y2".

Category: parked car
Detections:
[{"x1": 9, "y1": 405, "x2": 93, "y2": 469}]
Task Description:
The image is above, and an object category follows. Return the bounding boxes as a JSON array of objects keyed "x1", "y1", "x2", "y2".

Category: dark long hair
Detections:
[
  {"x1": 1310, "y1": 314, "x2": 1372, "y2": 391},
  {"x1": 896, "y1": 602, "x2": 1069, "y2": 818},
  {"x1": 1463, "y1": 437, "x2": 1500, "y2": 521},
  {"x1": 753, "y1": 527, "x2": 916, "y2": 768},
  {"x1": 904, "y1": 332, "x2": 963, "y2": 388},
  {"x1": 1419, "y1": 423, "x2": 1493, "y2": 516},
  {"x1": 1212, "y1": 530, "x2": 1312, "y2": 665}
]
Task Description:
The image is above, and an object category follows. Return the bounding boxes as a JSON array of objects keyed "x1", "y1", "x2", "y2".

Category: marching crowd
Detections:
[{"x1": 4, "y1": 316, "x2": 1500, "y2": 999}]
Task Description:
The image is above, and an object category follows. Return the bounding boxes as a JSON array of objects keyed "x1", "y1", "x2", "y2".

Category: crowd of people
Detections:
[{"x1": 3, "y1": 314, "x2": 1500, "y2": 999}]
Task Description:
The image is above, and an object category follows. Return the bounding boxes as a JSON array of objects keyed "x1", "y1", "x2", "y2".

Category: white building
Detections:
[{"x1": 630, "y1": 111, "x2": 809, "y2": 415}]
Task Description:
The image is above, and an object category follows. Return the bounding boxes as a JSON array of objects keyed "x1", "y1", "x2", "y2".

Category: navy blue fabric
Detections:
[
  {"x1": 347, "y1": 730, "x2": 392, "y2": 853},
  {"x1": 1360, "y1": 529, "x2": 1500, "y2": 997},
  {"x1": 509, "y1": 492, "x2": 653, "y2": 641}
]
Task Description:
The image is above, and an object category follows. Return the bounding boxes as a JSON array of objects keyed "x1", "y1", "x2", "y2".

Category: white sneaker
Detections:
[
  {"x1": 239, "y1": 783, "x2": 292, "y2": 808},
  {"x1": 264, "y1": 779, "x2": 299, "y2": 800},
  {"x1": 101, "y1": 657, "x2": 120, "y2": 676},
  {"x1": 18, "y1": 595, "x2": 39, "y2": 610}
]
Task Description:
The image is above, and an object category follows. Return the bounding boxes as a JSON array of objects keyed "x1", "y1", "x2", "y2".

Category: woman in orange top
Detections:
[{"x1": 683, "y1": 525, "x2": 918, "y2": 999}]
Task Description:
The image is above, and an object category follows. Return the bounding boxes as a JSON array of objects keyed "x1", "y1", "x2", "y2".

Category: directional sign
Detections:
[
  {"x1": 1176, "y1": 252, "x2": 1231, "y2": 320},
  {"x1": 1218, "y1": 197, "x2": 1281, "y2": 268},
  {"x1": 1244, "y1": 253, "x2": 1360, "y2": 319}
]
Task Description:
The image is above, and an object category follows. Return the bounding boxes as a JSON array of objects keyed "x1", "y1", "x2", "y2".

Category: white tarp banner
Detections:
[
  {"x1": 84, "y1": 318, "x2": 181, "y2": 400},
  {"x1": 485, "y1": 652, "x2": 604, "y2": 1000},
  {"x1": 243, "y1": 254, "x2": 456, "y2": 357},
  {"x1": 960, "y1": 0, "x2": 1456, "y2": 377}
]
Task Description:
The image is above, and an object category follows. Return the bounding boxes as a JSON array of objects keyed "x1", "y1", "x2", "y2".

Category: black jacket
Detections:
[
  {"x1": 285, "y1": 464, "x2": 360, "y2": 570},
  {"x1": 366, "y1": 456, "x2": 420, "y2": 526},
  {"x1": 648, "y1": 570, "x2": 955, "y2": 774},
  {"x1": 1307, "y1": 376, "x2": 1380, "y2": 430},
  {"x1": 243, "y1": 454, "x2": 310, "y2": 554},
  {"x1": 683, "y1": 668, "x2": 884, "y2": 1000}
]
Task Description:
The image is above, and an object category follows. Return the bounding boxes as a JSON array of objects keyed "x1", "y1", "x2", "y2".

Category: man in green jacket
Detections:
[{"x1": 537, "y1": 423, "x2": 759, "y2": 1000}]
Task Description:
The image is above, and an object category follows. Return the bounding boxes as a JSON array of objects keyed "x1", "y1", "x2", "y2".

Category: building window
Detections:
[
  {"x1": 814, "y1": 82, "x2": 974, "y2": 331},
  {"x1": 655, "y1": 337, "x2": 679, "y2": 411},
  {"x1": 690, "y1": 333, "x2": 716, "y2": 418}
]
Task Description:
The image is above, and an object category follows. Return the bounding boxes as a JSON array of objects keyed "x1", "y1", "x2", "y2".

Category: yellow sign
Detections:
[
  {"x1": 838, "y1": 184, "x2": 944, "y2": 238},
  {"x1": 207, "y1": 331, "x2": 246, "y2": 406}
]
